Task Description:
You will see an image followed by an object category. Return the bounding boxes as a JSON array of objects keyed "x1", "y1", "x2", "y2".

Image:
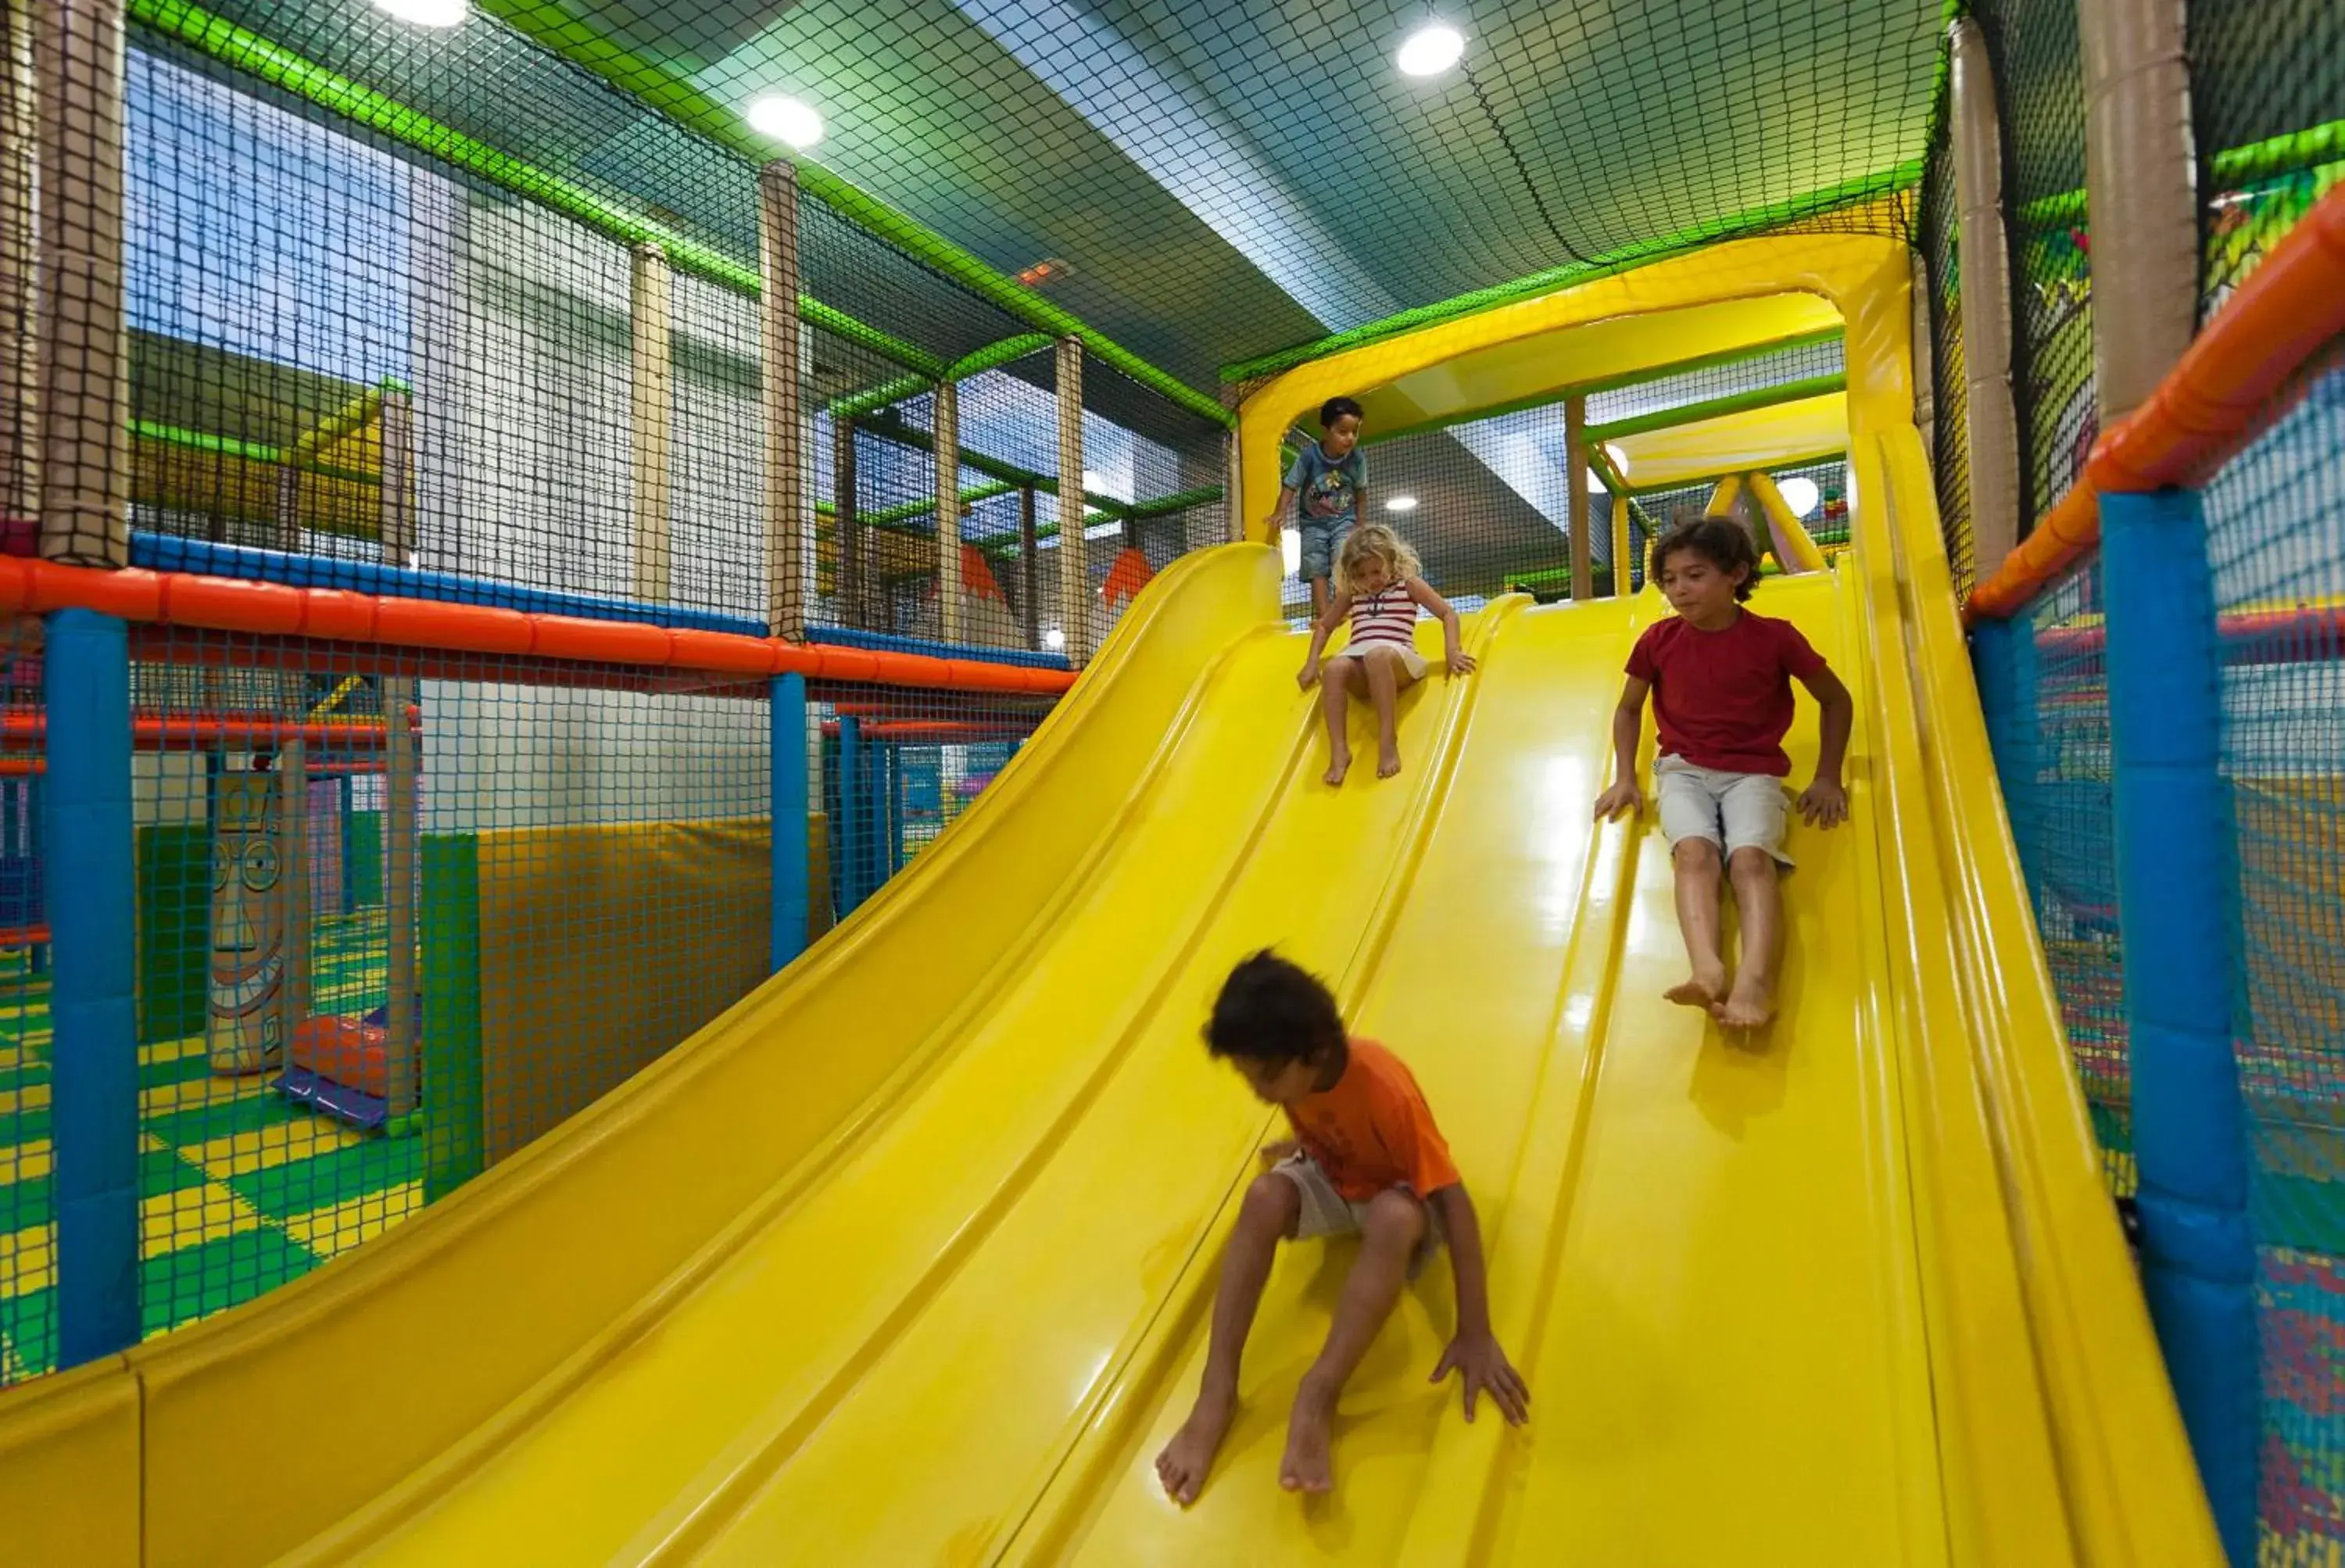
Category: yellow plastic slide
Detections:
[{"x1": 1, "y1": 236, "x2": 2224, "y2": 1566}]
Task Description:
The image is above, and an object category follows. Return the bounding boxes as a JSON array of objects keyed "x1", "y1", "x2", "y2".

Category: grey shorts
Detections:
[
  {"x1": 1654, "y1": 754, "x2": 1794, "y2": 866},
  {"x1": 1270, "y1": 1153, "x2": 1445, "y2": 1278},
  {"x1": 1296, "y1": 517, "x2": 1350, "y2": 581}
]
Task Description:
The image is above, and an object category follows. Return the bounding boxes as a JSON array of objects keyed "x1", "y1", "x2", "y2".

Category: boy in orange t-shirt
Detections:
[{"x1": 1155, "y1": 951, "x2": 1528, "y2": 1504}]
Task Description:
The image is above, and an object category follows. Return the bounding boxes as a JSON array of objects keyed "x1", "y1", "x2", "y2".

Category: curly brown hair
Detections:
[{"x1": 1648, "y1": 510, "x2": 1761, "y2": 602}]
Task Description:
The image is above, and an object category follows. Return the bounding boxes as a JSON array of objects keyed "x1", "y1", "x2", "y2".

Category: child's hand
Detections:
[
  {"x1": 1297, "y1": 660, "x2": 1321, "y2": 690},
  {"x1": 1258, "y1": 1138, "x2": 1300, "y2": 1168},
  {"x1": 1446, "y1": 649, "x2": 1477, "y2": 676},
  {"x1": 1797, "y1": 778, "x2": 1848, "y2": 828},
  {"x1": 1592, "y1": 779, "x2": 1642, "y2": 822},
  {"x1": 1431, "y1": 1331, "x2": 1530, "y2": 1425}
]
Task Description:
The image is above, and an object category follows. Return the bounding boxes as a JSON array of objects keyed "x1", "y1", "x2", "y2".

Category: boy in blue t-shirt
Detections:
[{"x1": 1271, "y1": 396, "x2": 1367, "y2": 621}]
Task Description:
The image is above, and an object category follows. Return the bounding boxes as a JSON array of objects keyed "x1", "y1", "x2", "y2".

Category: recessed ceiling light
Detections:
[
  {"x1": 372, "y1": 0, "x2": 467, "y2": 27},
  {"x1": 1778, "y1": 476, "x2": 1822, "y2": 518},
  {"x1": 1043, "y1": 626, "x2": 1067, "y2": 650},
  {"x1": 1385, "y1": 494, "x2": 1420, "y2": 513},
  {"x1": 746, "y1": 95, "x2": 825, "y2": 151},
  {"x1": 1396, "y1": 23, "x2": 1465, "y2": 77}
]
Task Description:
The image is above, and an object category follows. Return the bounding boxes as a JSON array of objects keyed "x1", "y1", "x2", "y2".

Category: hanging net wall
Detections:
[{"x1": 2187, "y1": 0, "x2": 2345, "y2": 321}]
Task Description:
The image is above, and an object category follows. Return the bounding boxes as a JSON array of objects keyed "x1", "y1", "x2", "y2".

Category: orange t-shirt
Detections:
[{"x1": 1284, "y1": 1039, "x2": 1460, "y2": 1202}]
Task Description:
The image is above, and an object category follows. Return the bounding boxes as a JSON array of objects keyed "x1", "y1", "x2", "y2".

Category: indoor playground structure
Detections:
[{"x1": 0, "y1": 0, "x2": 2340, "y2": 1563}]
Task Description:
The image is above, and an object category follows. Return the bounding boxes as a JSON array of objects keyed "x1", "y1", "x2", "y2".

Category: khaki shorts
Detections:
[
  {"x1": 1270, "y1": 1153, "x2": 1446, "y2": 1278},
  {"x1": 1654, "y1": 754, "x2": 1794, "y2": 867}
]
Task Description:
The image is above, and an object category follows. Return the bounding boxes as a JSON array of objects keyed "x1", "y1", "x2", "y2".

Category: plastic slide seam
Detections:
[
  {"x1": 1427, "y1": 602, "x2": 1667, "y2": 1564},
  {"x1": 1846, "y1": 436, "x2": 2068, "y2": 1562},
  {"x1": 989, "y1": 597, "x2": 1534, "y2": 1560}
]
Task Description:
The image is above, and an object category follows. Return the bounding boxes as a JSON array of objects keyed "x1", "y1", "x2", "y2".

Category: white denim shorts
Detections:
[
  {"x1": 1653, "y1": 754, "x2": 1793, "y2": 867},
  {"x1": 1333, "y1": 642, "x2": 1429, "y2": 682},
  {"x1": 1270, "y1": 1153, "x2": 1445, "y2": 1278}
]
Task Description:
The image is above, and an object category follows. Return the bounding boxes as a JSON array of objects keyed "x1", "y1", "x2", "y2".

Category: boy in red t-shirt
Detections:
[
  {"x1": 1593, "y1": 514, "x2": 1853, "y2": 1029},
  {"x1": 1155, "y1": 951, "x2": 1527, "y2": 1505}
]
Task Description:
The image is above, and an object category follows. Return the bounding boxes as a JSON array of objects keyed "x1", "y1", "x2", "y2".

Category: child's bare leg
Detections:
[
  {"x1": 1158, "y1": 1173, "x2": 1299, "y2": 1505},
  {"x1": 1282, "y1": 1190, "x2": 1423, "y2": 1494},
  {"x1": 1364, "y1": 648, "x2": 1412, "y2": 777},
  {"x1": 1309, "y1": 575, "x2": 1331, "y2": 623},
  {"x1": 1664, "y1": 839, "x2": 1730, "y2": 1008},
  {"x1": 1319, "y1": 660, "x2": 1356, "y2": 785},
  {"x1": 1717, "y1": 847, "x2": 1782, "y2": 1029}
]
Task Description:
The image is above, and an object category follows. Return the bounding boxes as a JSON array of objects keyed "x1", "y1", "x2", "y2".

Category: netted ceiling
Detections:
[{"x1": 145, "y1": 0, "x2": 1943, "y2": 398}]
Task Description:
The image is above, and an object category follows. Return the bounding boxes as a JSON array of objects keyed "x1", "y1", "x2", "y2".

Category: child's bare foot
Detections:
[
  {"x1": 1157, "y1": 1383, "x2": 1237, "y2": 1506},
  {"x1": 1713, "y1": 977, "x2": 1776, "y2": 1030},
  {"x1": 1323, "y1": 746, "x2": 1352, "y2": 787},
  {"x1": 1377, "y1": 743, "x2": 1402, "y2": 779},
  {"x1": 1280, "y1": 1377, "x2": 1337, "y2": 1495},
  {"x1": 1663, "y1": 965, "x2": 1727, "y2": 1010}
]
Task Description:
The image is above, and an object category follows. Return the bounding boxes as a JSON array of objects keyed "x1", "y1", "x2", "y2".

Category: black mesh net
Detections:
[
  {"x1": 2187, "y1": 0, "x2": 2345, "y2": 320},
  {"x1": 1919, "y1": 92, "x2": 1975, "y2": 596},
  {"x1": 1970, "y1": 0, "x2": 2093, "y2": 544}
]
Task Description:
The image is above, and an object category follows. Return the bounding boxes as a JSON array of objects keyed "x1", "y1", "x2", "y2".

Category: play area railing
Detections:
[
  {"x1": 0, "y1": 546, "x2": 1073, "y2": 1382},
  {"x1": 1968, "y1": 184, "x2": 2345, "y2": 1563}
]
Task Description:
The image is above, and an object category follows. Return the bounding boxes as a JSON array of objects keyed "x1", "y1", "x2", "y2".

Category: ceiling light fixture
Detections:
[
  {"x1": 1043, "y1": 627, "x2": 1067, "y2": 650},
  {"x1": 746, "y1": 95, "x2": 825, "y2": 151},
  {"x1": 372, "y1": 0, "x2": 467, "y2": 27},
  {"x1": 1396, "y1": 23, "x2": 1465, "y2": 77},
  {"x1": 1778, "y1": 476, "x2": 1822, "y2": 518},
  {"x1": 1385, "y1": 494, "x2": 1420, "y2": 513}
]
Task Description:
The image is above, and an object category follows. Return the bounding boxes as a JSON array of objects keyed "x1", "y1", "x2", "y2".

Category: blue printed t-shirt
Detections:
[{"x1": 1285, "y1": 442, "x2": 1365, "y2": 527}]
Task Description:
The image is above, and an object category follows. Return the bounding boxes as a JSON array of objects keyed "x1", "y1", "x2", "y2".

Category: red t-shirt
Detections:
[
  {"x1": 1625, "y1": 609, "x2": 1828, "y2": 777},
  {"x1": 1284, "y1": 1040, "x2": 1460, "y2": 1202}
]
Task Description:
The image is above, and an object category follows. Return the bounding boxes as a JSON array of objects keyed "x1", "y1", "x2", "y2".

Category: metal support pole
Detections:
[
  {"x1": 379, "y1": 388, "x2": 418, "y2": 1122},
  {"x1": 630, "y1": 241, "x2": 675, "y2": 604},
  {"x1": 34, "y1": 0, "x2": 128, "y2": 566},
  {"x1": 1566, "y1": 395, "x2": 1591, "y2": 601},
  {"x1": 1055, "y1": 337, "x2": 1087, "y2": 663},
  {"x1": 934, "y1": 377, "x2": 961, "y2": 644},
  {"x1": 2, "y1": 0, "x2": 37, "y2": 549},
  {"x1": 2079, "y1": 0, "x2": 2198, "y2": 419},
  {"x1": 1610, "y1": 494, "x2": 1632, "y2": 596},
  {"x1": 2101, "y1": 487, "x2": 2259, "y2": 1566},
  {"x1": 758, "y1": 159, "x2": 807, "y2": 639},
  {"x1": 1949, "y1": 16, "x2": 2023, "y2": 578},
  {"x1": 45, "y1": 607, "x2": 135, "y2": 1366},
  {"x1": 1019, "y1": 482, "x2": 1039, "y2": 650},
  {"x1": 836, "y1": 413, "x2": 860, "y2": 629}
]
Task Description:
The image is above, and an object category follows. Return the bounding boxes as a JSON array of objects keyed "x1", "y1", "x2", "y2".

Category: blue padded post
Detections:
[
  {"x1": 887, "y1": 746, "x2": 907, "y2": 877},
  {"x1": 1972, "y1": 614, "x2": 2044, "y2": 908},
  {"x1": 769, "y1": 673, "x2": 809, "y2": 972},
  {"x1": 44, "y1": 609, "x2": 139, "y2": 1367},
  {"x1": 2101, "y1": 487, "x2": 2259, "y2": 1565}
]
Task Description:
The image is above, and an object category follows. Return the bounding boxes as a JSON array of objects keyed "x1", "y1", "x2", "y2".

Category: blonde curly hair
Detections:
[{"x1": 1334, "y1": 523, "x2": 1422, "y2": 596}]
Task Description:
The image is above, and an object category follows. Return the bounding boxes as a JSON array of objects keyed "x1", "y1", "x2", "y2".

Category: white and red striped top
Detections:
[{"x1": 1346, "y1": 583, "x2": 1420, "y2": 654}]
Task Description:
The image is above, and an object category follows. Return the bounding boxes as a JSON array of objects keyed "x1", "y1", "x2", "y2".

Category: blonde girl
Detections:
[{"x1": 1296, "y1": 524, "x2": 1473, "y2": 784}]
